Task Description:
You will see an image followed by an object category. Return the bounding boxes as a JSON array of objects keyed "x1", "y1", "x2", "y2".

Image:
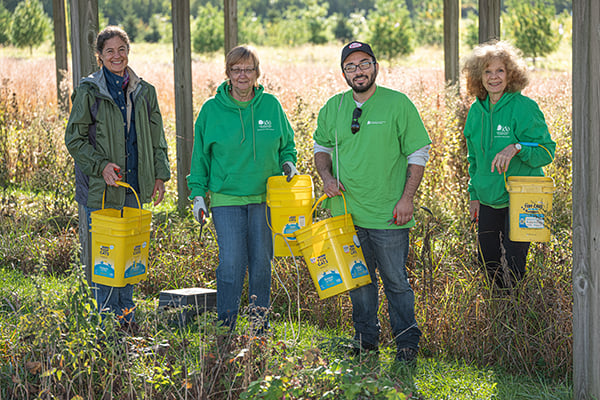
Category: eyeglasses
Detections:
[
  {"x1": 230, "y1": 67, "x2": 256, "y2": 76},
  {"x1": 343, "y1": 60, "x2": 375, "y2": 73},
  {"x1": 351, "y1": 107, "x2": 362, "y2": 134}
]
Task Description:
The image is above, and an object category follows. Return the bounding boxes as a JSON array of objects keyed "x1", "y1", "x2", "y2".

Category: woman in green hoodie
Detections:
[
  {"x1": 462, "y1": 41, "x2": 555, "y2": 288},
  {"x1": 187, "y1": 45, "x2": 297, "y2": 331}
]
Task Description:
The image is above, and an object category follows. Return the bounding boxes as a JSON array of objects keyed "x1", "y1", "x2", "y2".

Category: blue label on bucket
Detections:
[
  {"x1": 124, "y1": 261, "x2": 146, "y2": 278},
  {"x1": 283, "y1": 223, "x2": 301, "y2": 239},
  {"x1": 519, "y1": 213, "x2": 544, "y2": 229},
  {"x1": 350, "y1": 260, "x2": 369, "y2": 278},
  {"x1": 94, "y1": 261, "x2": 115, "y2": 278},
  {"x1": 318, "y1": 269, "x2": 343, "y2": 290}
]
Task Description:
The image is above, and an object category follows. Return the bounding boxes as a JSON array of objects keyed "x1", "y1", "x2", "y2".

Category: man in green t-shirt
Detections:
[{"x1": 313, "y1": 41, "x2": 431, "y2": 363}]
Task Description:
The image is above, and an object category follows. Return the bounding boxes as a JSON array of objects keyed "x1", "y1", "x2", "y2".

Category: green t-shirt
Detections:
[{"x1": 313, "y1": 86, "x2": 431, "y2": 229}]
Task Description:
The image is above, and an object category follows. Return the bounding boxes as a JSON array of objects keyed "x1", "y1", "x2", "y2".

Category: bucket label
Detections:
[
  {"x1": 519, "y1": 213, "x2": 545, "y2": 229},
  {"x1": 283, "y1": 222, "x2": 301, "y2": 238},
  {"x1": 318, "y1": 269, "x2": 343, "y2": 290},
  {"x1": 350, "y1": 260, "x2": 369, "y2": 278},
  {"x1": 521, "y1": 201, "x2": 546, "y2": 213},
  {"x1": 342, "y1": 244, "x2": 359, "y2": 256},
  {"x1": 124, "y1": 261, "x2": 146, "y2": 278},
  {"x1": 99, "y1": 245, "x2": 114, "y2": 256},
  {"x1": 94, "y1": 261, "x2": 115, "y2": 278}
]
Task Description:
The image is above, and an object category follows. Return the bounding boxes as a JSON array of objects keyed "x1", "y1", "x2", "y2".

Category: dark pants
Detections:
[{"x1": 477, "y1": 205, "x2": 530, "y2": 288}]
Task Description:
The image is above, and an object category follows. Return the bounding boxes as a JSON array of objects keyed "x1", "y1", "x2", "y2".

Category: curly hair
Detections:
[
  {"x1": 95, "y1": 26, "x2": 130, "y2": 67},
  {"x1": 462, "y1": 40, "x2": 529, "y2": 101}
]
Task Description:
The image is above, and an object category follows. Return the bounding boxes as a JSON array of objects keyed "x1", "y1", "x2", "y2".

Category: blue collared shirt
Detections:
[{"x1": 103, "y1": 67, "x2": 139, "y2": 193}]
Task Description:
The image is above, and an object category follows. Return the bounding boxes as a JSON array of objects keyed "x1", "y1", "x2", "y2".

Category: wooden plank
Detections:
[
  {"x1": 443, "y1": 0, "x2": 460, "y2": 88},
  {"x1": 69, "y1": 0, "x2": 99, "y2": 84},
  {"x1": 52, "y1": 0, "x2": 69, "y2": 114},
  {"x1": 478, "y1": 0, "x2": 501, "y2": 43},
  {"x1": 171, "y1": 0, "x2": 194, "y2": 214},
  {"x1": 224, "y1": 0, "x2": 238, "y2": 55},
  {"x1": 572, "y1": 1, "x2": 600, "y2": 398},
  {"x1": 69, "y1": 0, "x2": 98, "y2": 285}
]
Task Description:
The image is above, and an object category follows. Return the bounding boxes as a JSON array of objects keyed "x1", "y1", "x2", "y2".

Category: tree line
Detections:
[{"x1": 0, "y1": 0, "x2": 571, "y2": 62}]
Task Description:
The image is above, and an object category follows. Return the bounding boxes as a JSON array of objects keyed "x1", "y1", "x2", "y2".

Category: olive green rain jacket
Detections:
[{"x1": 65, "y1": 67, "x2": 170, "y2": 209}]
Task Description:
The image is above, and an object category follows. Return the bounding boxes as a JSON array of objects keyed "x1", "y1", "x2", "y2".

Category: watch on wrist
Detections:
[{"x1": 514, "y1": 143, "x2": 522, "y2": 153}]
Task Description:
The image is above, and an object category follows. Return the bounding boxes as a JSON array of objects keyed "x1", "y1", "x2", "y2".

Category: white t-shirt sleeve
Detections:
[
  {"x1": 407, "y1": 144, "x2": 431, "y2": 166},
  {"x1": 314, "y1": 141, "x2": 334, "y2": 155}
]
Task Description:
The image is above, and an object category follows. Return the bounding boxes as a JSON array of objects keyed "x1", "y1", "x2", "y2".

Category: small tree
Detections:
[
  {"x1": 192, "y1": 3, "x2": 224, "y2": 54},
  {"x1": 10, "y1": 0, "x2": 50, "y2": 54},
  {"x1": 367, "y1": 0, "x2": 414, "y2": 60},
  {"x1": 122, "y1": 14, "x2": 139, "y2": 42},
  {"x1": 144, "y1": 15, "x2": 162, "y2": 43},
  {"x1": 333, "y1": 14, "x2": 353, "y2": 43},
  {"x1": 0, "y1": 3, "x2": 11, "y2": 45},
  {"x1": 505, "y1": 0, "x2": 560, "y2": 66},
  {"x1": 413, "y1": 0, "x2": 444, "y2": 46}
]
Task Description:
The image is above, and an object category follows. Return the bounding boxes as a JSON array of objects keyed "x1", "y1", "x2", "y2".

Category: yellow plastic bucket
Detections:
[
  {"x1": 506, "y1": 176, "x2": 555, "y2": 242},
  {"x1": 91, "y1": 182, "x2": 152, "y2": 287},
  {"x1": 266, "y1": 175, "x2": 314, "y2": 257},
  {"x1": 294, "y1": 194, "x2": 371, "y2": 299}
]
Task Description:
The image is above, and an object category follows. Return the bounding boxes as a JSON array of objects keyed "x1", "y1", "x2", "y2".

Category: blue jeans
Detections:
[
  {"x1": 84, "y1": 192, "x2": 139, "y2": 323},
  {"x1": 349, "y1": 226, "x2": 421, "y2": 350},
  {"x1": 212, "y1": 203, "x2": 273, "y2": 330}
]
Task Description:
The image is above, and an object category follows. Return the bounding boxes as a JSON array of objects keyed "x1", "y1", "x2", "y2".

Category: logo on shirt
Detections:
[
  {"x1": 367, "y1": 120, "x2": 386, "y2": 125},
  {"x1": 258, "y1": 119, "x2": 273, "y2": 131},
  {"x1": 495, "y1": 124, "x2": 511, "y2": 136}
]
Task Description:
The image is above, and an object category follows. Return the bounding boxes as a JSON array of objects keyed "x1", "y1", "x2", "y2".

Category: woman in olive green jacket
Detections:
[{"x1": 65, "y1": 26, "x2": 170, "y2": 328}]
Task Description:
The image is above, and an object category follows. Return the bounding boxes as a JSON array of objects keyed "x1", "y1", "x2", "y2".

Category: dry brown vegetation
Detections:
[{"x1": 0, "y1": 43, "x2": 573, "y2": 397}]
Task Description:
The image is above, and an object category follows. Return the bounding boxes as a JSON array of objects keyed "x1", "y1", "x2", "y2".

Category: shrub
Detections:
[
  {"x1": 192, "y1": 3, "x2": 224, "y2": 54},
  {"x1": 9, "y1": 0, "x2": 50, "y2": 54},
  {"x1": 367, "y1": 0, "x2": 414, "y2": 60}
]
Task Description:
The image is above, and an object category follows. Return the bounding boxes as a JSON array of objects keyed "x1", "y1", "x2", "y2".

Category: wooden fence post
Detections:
[
  {"x1": 478, "y1": 0, "x2": 501, "y2": 43},
  {"x1": 572, "y1": 0, "x2": 600, "y2": 398},
  {"x1": 172, "y1": 0, "x2": 194, "y2": 214},
  {"x1": 444, "y1": 0, "x2": 460, "y2": 88},
  {"x1": 224, "y1": 0, "x2": 238, "y2": 56},
  {"x1": 52, "y1": 0, "x2": 69, "y2": 114},
  {"x1": 69, "y1": 0, "x2": 98, "y2": 286}
]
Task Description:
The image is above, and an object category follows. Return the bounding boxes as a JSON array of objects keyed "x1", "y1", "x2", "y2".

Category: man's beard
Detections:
[{"x1": 345, "y1": 69, "x2": 378, "y2": 93}]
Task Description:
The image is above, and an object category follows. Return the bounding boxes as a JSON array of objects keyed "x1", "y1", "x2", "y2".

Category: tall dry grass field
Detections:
[{"x1": 0, "y1": 43, "x2": 572, "y2": 384}]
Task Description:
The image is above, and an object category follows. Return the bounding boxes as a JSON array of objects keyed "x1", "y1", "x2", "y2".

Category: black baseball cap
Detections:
[{"x1": 340, "y1": 41, "x2": 377, "y2": 69}]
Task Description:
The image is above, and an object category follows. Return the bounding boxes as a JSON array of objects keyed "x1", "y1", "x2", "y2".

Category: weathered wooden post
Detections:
[
  {"x1": 52, "y1": 0, "x2": 69, "y2": 114},
  {"x1": 224, "y1": 0, "x2": 238, "y2": 55},
  {"x1": 443, "y1": 0, "x2": 460, "y2": 88},
  {"x1": 172, "y1": 0, "x2": 194, "y2": 214},
  {"x1": 572, "y1": 0, "x2": 600, "y2": 398},
  {"x1": 70, "y1": 0, "x2": 98, "y2": 286},
  {"x1": 478, "y1": 0, "x2": 501, "y2": 43}
]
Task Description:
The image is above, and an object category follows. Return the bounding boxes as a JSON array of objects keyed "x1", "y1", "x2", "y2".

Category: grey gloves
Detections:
[
  {"x1": 282, "y1": 161, "x2": 298, "y2": 182},
  {"x1": 193, "y1": 196, "x2": 208, "y2": 225}
]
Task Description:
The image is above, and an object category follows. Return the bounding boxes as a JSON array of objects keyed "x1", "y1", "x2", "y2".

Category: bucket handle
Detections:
[
  {"x1": 101, "y1": 181, "x2": 144, "y2": 230},
  {"x1": 504, "y1": 143, "x2": 554, "y2": 189},
  {"x1": 311, "y1": 192, "x2": 352, "y2": 228}
]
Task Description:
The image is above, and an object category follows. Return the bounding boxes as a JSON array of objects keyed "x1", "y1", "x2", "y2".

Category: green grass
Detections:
[
  {"x1": 0, "y1": 39, "x2": 573, "y2": 398},
  {"x1": 0, "y1": 266, "x2": 572, "y2": 399}
]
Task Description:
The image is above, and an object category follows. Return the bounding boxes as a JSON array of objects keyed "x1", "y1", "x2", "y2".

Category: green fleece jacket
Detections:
[
  {"x1": 187, "y1": 81, "x2": 297, "y2": 200},
  {"x1": 464, "y1": 92, "x2": 556, "y2": 207},
  {"x1": 65, "y1": 67, "x2": 171, "y2": 209}
]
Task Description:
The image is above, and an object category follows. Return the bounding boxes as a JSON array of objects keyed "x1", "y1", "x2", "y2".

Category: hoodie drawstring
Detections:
[{"x1": 237, "y1": 104, "x2": 257, "y2": 161}]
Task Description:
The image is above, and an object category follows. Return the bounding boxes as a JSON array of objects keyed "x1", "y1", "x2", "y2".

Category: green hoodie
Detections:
[
  {"x1": 187, "y1": 81, "x2": 297, "y2": 202},
  {"x1": 464, "y1": 92, "x2": 556, "y2": 207}
]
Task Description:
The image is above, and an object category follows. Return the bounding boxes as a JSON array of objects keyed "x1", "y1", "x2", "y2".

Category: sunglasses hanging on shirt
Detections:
[{"x1": 351, "y1": 107, "x2": 362, "y2": 134}]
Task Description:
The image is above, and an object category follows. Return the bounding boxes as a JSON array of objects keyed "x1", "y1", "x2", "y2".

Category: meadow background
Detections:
[{"x1": 0, "y1": 32, "x2": 573, "y2": 400}]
